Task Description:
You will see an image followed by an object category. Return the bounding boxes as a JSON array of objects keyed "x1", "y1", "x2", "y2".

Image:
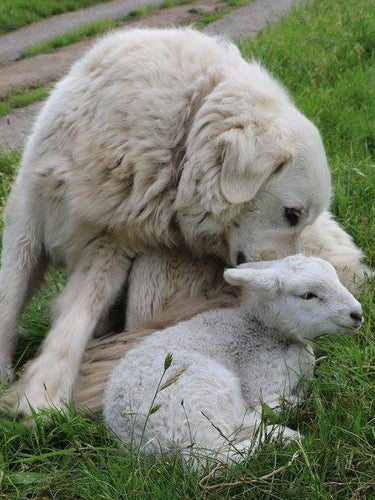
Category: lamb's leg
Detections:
[
  {"x1": 300, "y1": 211, "x2": 371, "y2": 294},
  {"x1": 229, "y1": 426, "x2": 300, "y2": 461},
  {"x1": 5, "y1": 235, "x2": 131, "y2": 416},
  {"x1": 0, "y1": 203, "x2": 48, "y2": 382}
]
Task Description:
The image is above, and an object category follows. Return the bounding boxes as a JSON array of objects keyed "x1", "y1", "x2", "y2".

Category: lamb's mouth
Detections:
[{"x1": 334, "y1": 321, "x2": 362, "y2": 332}]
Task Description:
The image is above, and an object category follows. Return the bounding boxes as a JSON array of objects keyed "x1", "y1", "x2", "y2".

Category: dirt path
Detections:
[
  {"x1": 206, "y1": 0, "x2": 306, "y2": 38},
  {"x1": 0, "y1": 40, "x2": 93, "y2": 100},
  {"x1": 0, "y1": 0, "x2": 307, "y2": 149},
  {"x1": 0, "y1": 103, "x2": 42, "y2": 148}
]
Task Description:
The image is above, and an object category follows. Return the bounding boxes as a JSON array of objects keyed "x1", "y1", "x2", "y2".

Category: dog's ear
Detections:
[{"x1": 220, "y1": 127, "x2": 278, "y2": 204}]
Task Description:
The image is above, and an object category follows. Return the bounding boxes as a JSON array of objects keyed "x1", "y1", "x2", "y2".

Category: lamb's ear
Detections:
[
  {"x1": 224, "y1": 268, "x2": 282, "y2": 294},
  {"x1": 220, "y1": 128, "x2": 276, "y2": 204}
]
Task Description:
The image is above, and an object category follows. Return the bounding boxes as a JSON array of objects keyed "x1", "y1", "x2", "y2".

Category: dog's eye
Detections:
[
  {"x1": 284, "y1": 207, "x2": 301, "y2": 227},
  {"x1": 299, "y1": 292, "x2": 318, "y2": 300}
]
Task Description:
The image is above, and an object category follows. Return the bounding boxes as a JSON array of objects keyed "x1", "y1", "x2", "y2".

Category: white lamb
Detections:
[{"x1": 104, "y1": 255, "x2": 363, "y2": 462}]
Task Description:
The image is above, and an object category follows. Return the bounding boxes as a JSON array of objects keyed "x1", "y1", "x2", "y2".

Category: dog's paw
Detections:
[
  {"x1": 3, "y1": 364, "x2": 72, "y2": 417},
  {"x1": 4, "y1": 382, "x2": 66, "y2": 418}
]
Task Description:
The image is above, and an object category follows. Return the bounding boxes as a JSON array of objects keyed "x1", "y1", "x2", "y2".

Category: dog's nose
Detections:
[
  {"x1": 350, "y1": 311, "x2": 363, "y2": 324},
  {"x1": 236, "y1": 252, "x2": 247, "y2": 265}
]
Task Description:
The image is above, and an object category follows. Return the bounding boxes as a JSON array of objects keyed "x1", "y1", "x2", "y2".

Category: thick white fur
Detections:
[
  {"x1": 0, "y1": 26, "x2": 341, "y2": 414},
  {"x1": 104, "y1": 255, "x2": 362, "y2": 462}
]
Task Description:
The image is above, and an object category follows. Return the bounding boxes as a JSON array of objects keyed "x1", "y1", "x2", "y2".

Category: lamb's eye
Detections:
[
  {"x1": 284, "y1": 207, "x2": 302, "y2": 227},
  {"x1": 300, "y1": 293, "x2": 318, "y2": 300}
]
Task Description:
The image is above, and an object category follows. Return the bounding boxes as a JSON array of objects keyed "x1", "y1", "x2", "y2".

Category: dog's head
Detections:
[
  {"x1": 175, "y1": 63, "x2": 331, "y2": 264},
  {"x1": 225, "y1": 106, "x2": 331, "y2": 265}
]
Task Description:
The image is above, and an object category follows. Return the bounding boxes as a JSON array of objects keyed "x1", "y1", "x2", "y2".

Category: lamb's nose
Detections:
[{"x1": 350, "y1": 311, "x2": 363, "y2": 324}]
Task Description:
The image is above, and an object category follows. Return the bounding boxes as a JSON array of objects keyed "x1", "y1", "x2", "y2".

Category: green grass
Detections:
[
  {"x1": 0, "y1": 86, "x2": 53, "y2": 117},
  {"x1": 161, "y1": 0, "x2": 196, "y2": 8},
  {"x1": 193, "y1": 0, "x2": 251, "y2": 29},
  {"x1": 0, "y1": 150, "x2": 20, "y2": 232},
  {"x1": 1, "y1": 0, "x2": 375, "y2": 497},
  {"x1": 0, "y1": 0, "x2": 121, "y2": 36}
]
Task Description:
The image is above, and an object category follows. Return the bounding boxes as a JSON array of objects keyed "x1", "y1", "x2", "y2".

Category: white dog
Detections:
[{"x1": 0, "y1": 27, "x2": 357, "y2": 415}]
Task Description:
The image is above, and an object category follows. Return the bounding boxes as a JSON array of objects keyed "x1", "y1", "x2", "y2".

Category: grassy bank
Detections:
[
  {"x1": 0, "y1": 0, "x2": 375, "y2": 498},
  {"x1": 0, "y1": 0, "x2": 119, "y2": 35},
  {"x1": 193, "y1": 0, "x2": 250, "y2": 29},
  {"x1": 0, "y1": 86, "x2": 52, "y2": 117}
]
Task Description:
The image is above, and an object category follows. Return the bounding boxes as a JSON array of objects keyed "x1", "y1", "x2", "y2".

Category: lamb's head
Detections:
[
  {"x1": 224, "y1": 254, "x2": 363, "y2": 341},
  {"x1": 175, "y1": 63, "x2": 331, "y2": 265}
]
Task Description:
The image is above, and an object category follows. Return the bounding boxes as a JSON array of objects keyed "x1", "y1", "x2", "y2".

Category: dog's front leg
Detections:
[{"x1": 5, "y1": 235, "x2": 131, "y2": 416}]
